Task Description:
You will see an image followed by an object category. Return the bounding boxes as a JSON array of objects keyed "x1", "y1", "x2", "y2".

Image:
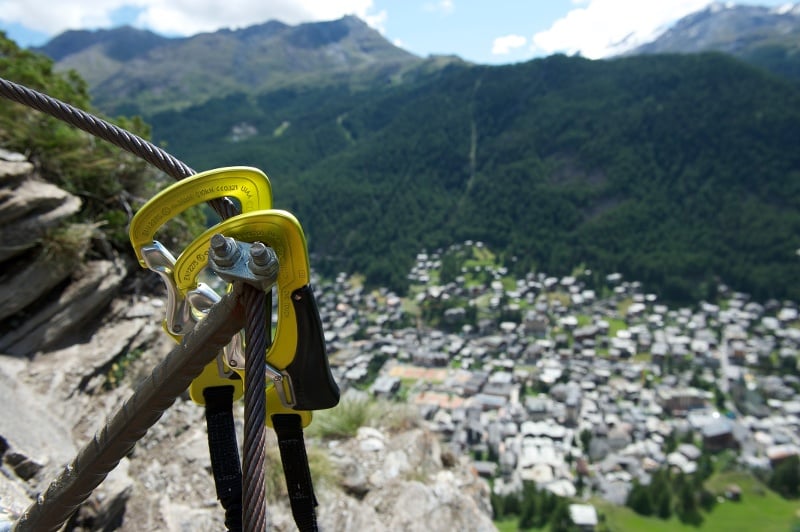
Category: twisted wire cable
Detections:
[
  {"x1": 12, "y1": 287, "x2": 246, "y2": 532},
  {"x1": 0, "y1": 76, "x2": 238, "y2": 220},
  {"x1": 0, "y1": 76, "x2": 273, "y2": 528},
  {"x1": 242, "y1": 286, "x2": 269, "y2": 532}
]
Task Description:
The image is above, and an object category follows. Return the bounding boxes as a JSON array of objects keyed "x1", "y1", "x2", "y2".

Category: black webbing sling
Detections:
[
  {"x1": 204, "y1": 396, "x2": 319, "y2": 532},
  {"x1": 273, "y1": 413, "x2": 318, "y2": 532},
  {"x1": 204, "y1": 386, "x2": 243, "y2": 532}
]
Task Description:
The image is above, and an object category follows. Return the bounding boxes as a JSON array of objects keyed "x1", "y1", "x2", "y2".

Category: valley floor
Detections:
[{"x1": 318, "y1": 242, "x2": 800, "y2": 530}]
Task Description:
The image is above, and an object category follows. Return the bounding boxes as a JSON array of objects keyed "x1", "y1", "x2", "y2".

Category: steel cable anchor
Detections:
[{"x1": 208, "y1": 234, "x2": 297, "y2": 409}]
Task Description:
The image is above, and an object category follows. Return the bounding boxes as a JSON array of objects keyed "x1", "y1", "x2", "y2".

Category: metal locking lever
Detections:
[
  {"x1": 141, "y1": 241, "x2": 219, "y2": 335},
  {"x1": 141, "y1": 241, "x2": 247, "y2": 374}
]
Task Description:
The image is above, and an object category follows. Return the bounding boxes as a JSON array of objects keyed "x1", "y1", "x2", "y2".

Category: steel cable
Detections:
[
  {"x1": 12, "y1": 287, "x2": 246, "y2": 532},
  {"x1": 0, "y1": 76, "x2": 271, "y2": 530},
  {"x1": 0, "y1": 76, "x2": 238, "y2": 220},
  {"x1": 242, "y1": 286, "x2": 269, "y2": 532}
]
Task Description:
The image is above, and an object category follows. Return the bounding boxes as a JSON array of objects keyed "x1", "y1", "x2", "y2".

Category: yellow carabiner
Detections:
[
  {"x1": 129, "y1": 166, "x2": 273, "y2": 267},
  {"x1": 266, "y1": 388, "x2": 312, "y2": 428},
  {"x1": 129, "y1": 167, "x2": 272, "y2": 407},
  {"x1": 176, "y1": 210, "x2": 340, "y2": 427},
  {"x1": 174, "y1": 210, "x2": 309, "y2": 368},
  {"x1": 191, "y1": 356, "x2": 245, "y2": 405}
]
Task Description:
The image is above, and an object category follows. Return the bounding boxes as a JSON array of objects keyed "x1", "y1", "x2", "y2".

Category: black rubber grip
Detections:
[{"x1": 284, "y1": 285, "x2": 340, "y2": 410}]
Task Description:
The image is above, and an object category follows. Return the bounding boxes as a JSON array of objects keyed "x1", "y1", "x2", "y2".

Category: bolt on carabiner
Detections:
[{"x1": 208, "y1": 233, "x2": 279, "y2": 291}]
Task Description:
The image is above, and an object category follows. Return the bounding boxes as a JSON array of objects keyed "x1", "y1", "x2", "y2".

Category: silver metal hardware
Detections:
[
  {"x1": 265, "y1": 362, "x2": 296, "y2": 408},
  {"x1": 208, "y1": 233, "x2": 279, "y2": 291},
  {"x1": 141, "y1": 241, "x2": 223, "y2": 335}
]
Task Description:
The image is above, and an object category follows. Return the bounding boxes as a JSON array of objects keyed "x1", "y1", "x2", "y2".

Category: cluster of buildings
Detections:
[{"x1": 315, "y1": 242, "x2": 800, "y2": 520}]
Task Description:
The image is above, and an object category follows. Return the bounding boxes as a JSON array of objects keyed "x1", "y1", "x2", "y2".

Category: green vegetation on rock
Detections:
[{"x1": 0, "y1": 32, "x2": 206, "y2": 255}]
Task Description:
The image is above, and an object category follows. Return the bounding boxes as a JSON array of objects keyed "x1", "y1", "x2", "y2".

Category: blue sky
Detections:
[{"x1": 0, "y1": 1, "x2": 794, "y2": 64}]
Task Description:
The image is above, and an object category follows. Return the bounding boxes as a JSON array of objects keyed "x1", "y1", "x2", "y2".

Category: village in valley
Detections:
[{"x1": 315, "y1": 241, "x2": 800, "y2": 529}]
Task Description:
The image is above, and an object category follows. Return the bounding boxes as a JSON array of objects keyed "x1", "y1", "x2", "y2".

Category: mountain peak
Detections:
[
  {"x1": 772, "y1": 3, "x2": 800, "y2": 16},
  {"x1": 230, "y1": 19, "x2": 289, "y2": 40},
  {"x1": 39, "y1": 16, "x2": 422, "y2": 115},
  {"x1": 626, "y1": 2, "x2": 800, "y2": 80},
  {"x1": 35, "y1": 25, "x2": 168, "y2": 62},
  {"x1": 286, "y1": 16, "x2": 358, "y2": 49}
]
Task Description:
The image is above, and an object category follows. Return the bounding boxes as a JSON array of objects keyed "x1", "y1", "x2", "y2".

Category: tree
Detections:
[
  {"x1": 695, "y1": 452, "x2": 714, "y2": 485},
  {"x1": 518, "y1": 483, "x2": 539, "y2": 529},
  {"x1": 519, "y1": 498, "x2": 537, "y2": 530},
  {"x1": 549, "y1": 498, "x2": 575, "y2": 532},
  {"x1": 674, "y1": 475, "x2": 703, "y2": 525},
  {"x1": 503, "y1": 492, "x2": 521, "y2": 517},
  {"x1": 656, "y1": 488, "x2": 672, "y2": 519},
  {"x1": 769, "y1": 455, "x2": 800, "y2": 498},
  {"x1": 539, "y1": 490, "x2": 559, "y2": 527},
  {"x1": 643, "y1": 468, "x2": 673, "y2": 519},
  {"x1": 698, "y1": 488, "x2": 717, "y2": 511},
  {"x1": 439, "y1": 251, "x2": 460, "y2": 285},
  {"x1": 779, "y1": 354, "x2": 798, "y2": 376},
  {"x1": 626, "y1": 481, "x2": 653, "y2": 516},
  {"x1": 664, "y1": 430, "x2": 678, "y2": 454},
  {"x1": 714, "y1": 386, "x2": 726, "y2": 410},
  {"x1": 580, "y1": 429, "x2": 592, "y2": 452},
  {"x1": 491, "y1": 493, "x2": 505, "y2": 520}
]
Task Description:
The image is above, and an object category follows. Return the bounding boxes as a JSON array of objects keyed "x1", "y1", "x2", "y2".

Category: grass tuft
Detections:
[{"x1": 307, "y1": 393, "x2": 419, "y2": 440}]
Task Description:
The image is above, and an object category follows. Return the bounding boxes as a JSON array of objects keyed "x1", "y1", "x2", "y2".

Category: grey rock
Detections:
[
  {"x1": 0, "y1": 178, "x2": 80, "y2": 227},
  {"x1": 0, "y1": 354, "x2": 77, "y2": 513},
  {"x1": 0, "y1": 246, "x2": 78, "y2": 322},
  {"x1": 70, "y1": 458, "x2": 134, "y2": 531},
  {"x1": 0, "y1": 150, "x2": 34, "y2": 186},
  {"x1": 361, "y1": 476, "x2": 495, "y2": 532},
  {"x1": 337, "y1": 455, "x2": 369, "y2": 497},
  {"x1": 0, "y1": 257, "x2": 127, "y2": 356},
  {"x1": 0, "y1": 476, "x2": 30, "y2": 525},
  {"x1": 0, "y1": 356, "x2": 77, "y2": 465},
  {"x1": 0, "y1": 194, "x2": 83, "y2": 263},
  {"x1": 318, "y1": 495, "x2": 385, "y2": 531},
  {"x1": 0, "y1": 154, "x2": 82, "y2": 262},
  {"x1": 1, "y1": 316, "x2": 496, "y2": 532},
  {"x1": 0, "y1": 149, "x2": 28, "y2": 163},
  {"x1": 327, "y1": 425, "x2": 493, "y2": 531}
]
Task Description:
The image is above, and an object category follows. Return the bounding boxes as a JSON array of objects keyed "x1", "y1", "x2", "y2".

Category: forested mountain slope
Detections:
[{"x1": 148, "y1": 53, "x2": 800, "y2": 302}]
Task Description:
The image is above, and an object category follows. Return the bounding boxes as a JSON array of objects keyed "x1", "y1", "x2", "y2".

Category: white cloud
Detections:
[
  {"x1": 0, "y1": 0, "x2": 124, "y2": 33},
  {"x1": 0, "y1": 0, "x2": 383, "y2": 37},
  {"x1": 492, "y1": 34, "x2": 527, "y2": 55},
  {"x1": 364, "y1": 8, "x2": 388, "y2": 34},
  {"x1": 423, "y1": 0, "x2": 455, "y2": 15},
  {"x1": 531, "y1": 0, "x2": 714, "y2": 59}
]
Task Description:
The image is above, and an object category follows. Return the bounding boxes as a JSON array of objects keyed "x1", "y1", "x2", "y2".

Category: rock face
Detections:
[
  {"x1": 0, "y1": 149, "x2": 81, "y2": 263},
  {"x1": 0, "y1": 149, "x2": 129, "y2": 356},
  {"x1": 319, "y1": 425, "x2": 495, "y2": 531},
  {"x1": 0, "y1": 293, "x2": 175, "y2": 527},
  {"x1": 0, "y1": 148, "x2": 495, "y2": 530},
  {"x1": 0, "y1": 183, "x2": 81, "y2": 260}
]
